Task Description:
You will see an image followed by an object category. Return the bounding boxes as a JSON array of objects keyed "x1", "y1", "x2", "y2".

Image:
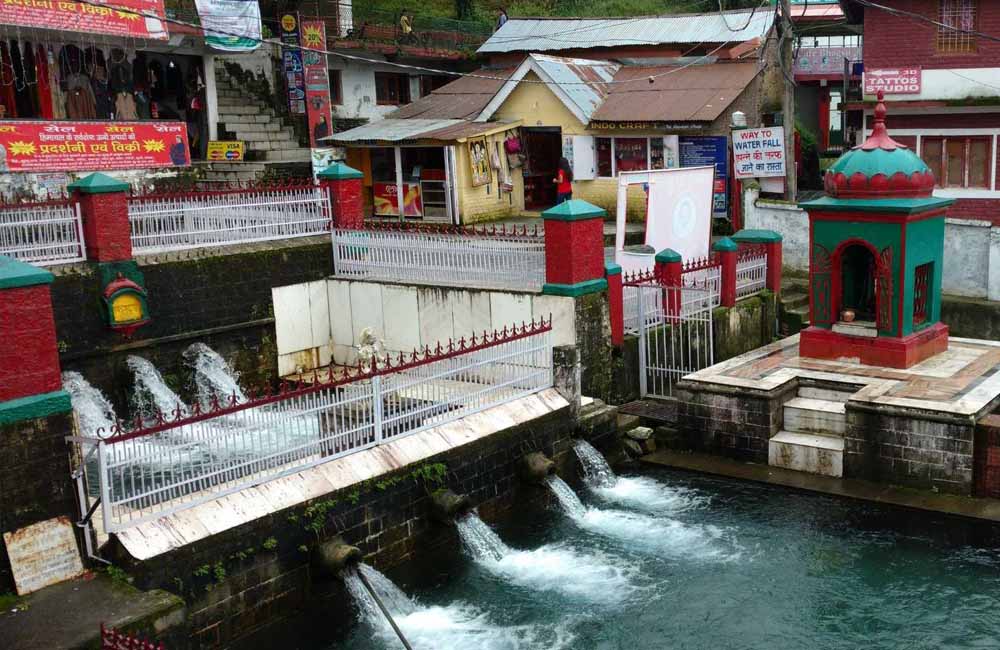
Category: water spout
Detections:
[
  {"x1": 545, "y1": 476, "x2": 587, "y2": 518},
  {"x1": 573, "y1": 440, "x2": 617, "y2": 488},
  {"x1": 456, "y1": 512, "x2": 511, "y2": 562},
  {"x1": 182, "y1": 342, "x2": 247, "y2": 409},
  {"x1": 520, "y1": 451, "x2": 556, "y2": 485},
  {"x1": 127, "y1": 355, "x2": 188, "y2": 421}
]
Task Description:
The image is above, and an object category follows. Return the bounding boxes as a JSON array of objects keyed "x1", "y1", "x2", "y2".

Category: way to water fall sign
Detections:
[
  {"x1": 4, "y1": 516, "x2": 84, "y2": 594},
  {"x1": 732, "y1": 126, "x2": 786, "y2": 179}
]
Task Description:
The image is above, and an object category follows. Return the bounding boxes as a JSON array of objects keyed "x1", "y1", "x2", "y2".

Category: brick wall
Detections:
[
  {"x1": 845, "y1": 405, "x2": 974, "y2": 494},
  {"x1": 51, "y1": 237, "x2": 333, "y2": 409},
  {"x1": 863, "y1": 0, "x2": 1000, "y2": 70}
]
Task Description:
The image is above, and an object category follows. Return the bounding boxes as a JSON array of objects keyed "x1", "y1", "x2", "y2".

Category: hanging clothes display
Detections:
[
  {"x1": 48, "y1": 47, "x2": 66, "y2": 120},
  {"x1": 10, "y1": 40, "x2": 34, "y2": 118},
  {"x1": 21, "y1": 42, "x2": 41, "y2": 118},
  {"x1": 0, "y1": 42, "x2": 17, "y2": 118},
  {"x1": 91, "y1": 66, "x2": 112, "y2": 118},
  {"x1": 34, "y1": 43, "x2": 53, "y2": 119},
  {"x1": 65, "y1": 72, "x2": 96, "y2": 119},
  {"x1": 115, "y1": 91, "x2": 137, "y2": 119}
]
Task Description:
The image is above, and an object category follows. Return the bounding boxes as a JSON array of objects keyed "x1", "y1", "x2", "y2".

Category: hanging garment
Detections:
[
  {"x1": 48, "y1": 47, "x2": 66, "y2": 119},
  {"x1": 65, "y1": 73, "x2": 96, "y2": 119},
  {"x1": 91, "y1": 73, "x2": 112, "y2": 119},
  {"x1": 0, "y1": 42, "x2": 16, "y2": 118},
  {"x1": 133, "y1": 89, "x2": 150, "y2": 119},
  {"x1": 109, "y1": 52, "x2": 132, "y2": 94},
  {"x1": 22, "y1": 42, "x2": 41, "y2": 118},
  {"x1": 114, "y1": 92, "x2": 137, "y2": 120},
  {"x1": 34, "y1": 43, "x2": 53, "y2": 119},
  {"x1": 10, "y1": 40, "x2": 34, "y2": 117}
]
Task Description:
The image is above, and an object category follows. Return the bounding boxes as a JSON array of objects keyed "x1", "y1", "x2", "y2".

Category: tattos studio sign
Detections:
[{"x1": 864, "y1": 67, "x2": 921, "y2": 95}]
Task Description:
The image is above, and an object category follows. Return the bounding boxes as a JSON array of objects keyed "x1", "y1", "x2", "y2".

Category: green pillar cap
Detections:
[
  {"x1": 0, "y1": 255, "x2": 54, "y2": 290},
  {"x1": 655, "y1": 248, "x2": 681, "y2": 263},
  {"x1": 733, "y1": 229, "x2": 783, "y2": 243},
  {"x1": 67, "y1": 172, "x2": 129, "y2": 194},
  {"x1": 541, "y1": 199, "x2": 606, "y2": 221},
  {"x1": 712, "y1": 237, "x2": 739, "y2": 252},
  {"x1": 317, "y1": 162, "x2": 363, "y2": 180},
  {"x1": 604, "y1": 262, "x2": 622, "y2": 275}
]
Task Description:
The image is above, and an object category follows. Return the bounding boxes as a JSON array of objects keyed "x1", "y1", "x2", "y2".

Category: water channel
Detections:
[{"x1": 321, "y1": 443, "x2": 1000, "y2": 650}]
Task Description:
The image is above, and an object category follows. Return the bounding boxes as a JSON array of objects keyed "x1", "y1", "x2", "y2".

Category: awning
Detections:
[{"x1": 321, "y1": 119, "x2": 521, "y2": 146}]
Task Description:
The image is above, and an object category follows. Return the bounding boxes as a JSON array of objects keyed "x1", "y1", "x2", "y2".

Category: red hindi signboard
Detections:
[
  {"x1": 0, "y1": 0, "x2": 168, "y2": 40},
  {"x1": 300, "y1": 20, "x2": 333, "y2": 147},
  {"x1": 864, "y1": 67, "x2": 921, "y2": 95},
  {"x1": 0, "y1": 121, "x2": 190, "y2": 172}
]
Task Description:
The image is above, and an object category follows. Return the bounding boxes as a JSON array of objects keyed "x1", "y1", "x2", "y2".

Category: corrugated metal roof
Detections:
[
  {"x1": 530, "y1": 54, "x2": 618, "y2": 123},
  {"x1": 477, "y1": 10, "x2": 775, "y2": 53},
  {"x1": 387, "y1": 67, "x2": 516, "y2": 120},
  {"x1": 322, "y1": 119, "x2": 517, "y2": 144},
  {"x1": 590, "y1": 61, "x2": 759, "y2": 123}
]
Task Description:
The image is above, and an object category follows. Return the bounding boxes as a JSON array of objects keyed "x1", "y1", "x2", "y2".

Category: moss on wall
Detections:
[{"x1": 713, "y1": 291, "x2": 778, "y2": 362}]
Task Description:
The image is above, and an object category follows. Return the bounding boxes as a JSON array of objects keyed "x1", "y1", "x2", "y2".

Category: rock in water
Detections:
[
  {"x1": 626, "y1": 426, "x2": 653, "y2": 441},
  {"x1": 622, "y1": 438, "x2": 644, "y2": 458}
]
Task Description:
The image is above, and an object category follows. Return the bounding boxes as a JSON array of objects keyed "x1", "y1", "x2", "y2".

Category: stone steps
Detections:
[
  {"x1": 797, "y1": 386, "x2": 856, "y2": 403},
  {"x1": 783, "y1": 397, "x2": 846, "y2": 435},
  {"x1": 768, "y1": 430, "x2": 844, "y2": 478}
]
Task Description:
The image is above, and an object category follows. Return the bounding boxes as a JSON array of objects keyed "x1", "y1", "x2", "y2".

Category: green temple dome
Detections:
[{"x1": 823, "y1": 91, "x2": 935, "y2": 199}]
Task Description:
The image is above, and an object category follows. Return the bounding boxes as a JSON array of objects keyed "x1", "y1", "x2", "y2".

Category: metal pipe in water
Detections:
[{"x1": 356, "y1": 567, "x2": 414, "y2": 650}]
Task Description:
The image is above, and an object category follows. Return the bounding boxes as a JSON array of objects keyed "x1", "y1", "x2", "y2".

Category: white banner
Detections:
[
  {"x1": 195, "y1": 0, "x2": 262, "y2": 52},
  {"x1": 732, "y1": 126, "x2": 786, "y2": 179}
]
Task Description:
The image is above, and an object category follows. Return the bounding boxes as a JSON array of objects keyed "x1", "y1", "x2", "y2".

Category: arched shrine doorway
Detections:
[{"x1": 838, "y1": 243, "x2": 877, "y2": 323}]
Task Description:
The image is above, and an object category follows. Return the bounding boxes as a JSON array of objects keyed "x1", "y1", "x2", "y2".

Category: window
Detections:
[
  {"x1": 615, "y1": 138, "x2": 649, "y2": 173},
  {"x1": 913, "y1": 263, "x2": 932, "y2": 326},
  {"x1": 329, "y1": 69, "x2": 343, "y2": 105},
  {"x1": 596, "y1": 137, "x2": 613, "y2": 177},
  {"x1": 419, "y1": 75, "x2": 449, "y2": 98},
  {"x1": 920, "y1": 136, "x2": 991, "y2": 188},
  {"x1": 375, "y1": 72, "x2": 411, "y2": 105},
  {"x1": 938, "y1": 0, "x2": 977, "y2": 53},
  {"x1": 595, "y1": 136, "x2": 669, "y2": 176}
]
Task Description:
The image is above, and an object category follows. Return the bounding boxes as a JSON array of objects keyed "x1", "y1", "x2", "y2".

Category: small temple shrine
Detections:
[{"x1": 797, "y1": 91, "x2": 953, "y2": 368}]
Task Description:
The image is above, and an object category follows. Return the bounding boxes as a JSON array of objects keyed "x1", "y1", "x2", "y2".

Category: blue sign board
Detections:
[
  {"x1": 280, "y1": 14, "x2": 306, "y2": 115},
  {"x1": 679, "y1": 136, "x2": 729, "y2": 219}
]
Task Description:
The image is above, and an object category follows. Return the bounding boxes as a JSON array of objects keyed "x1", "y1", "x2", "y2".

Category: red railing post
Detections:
[
  {"x1": 318, "y1": 162, "x2": 364, "y2": 230},
  {"x1": 654, "y1": 248, "x2": 682, "y2": 318},
  {"x1": 605, "y1": 263, "x2": 623, "y2": 346},
  {"x1": 714, "y1": 237, "x2": 738, "y2": 307},
  {"x1": 733, "y1": 229, "x2": 783, "y2": 295},
  {"x1": 68, "y1": 172, "x2": 132, "y2": 262},
  {"x1": 541, "y1": 199, "x2": 608, "y2": 297}
]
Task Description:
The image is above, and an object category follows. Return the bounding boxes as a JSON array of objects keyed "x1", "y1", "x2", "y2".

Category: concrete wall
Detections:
[
  {"x1": 330, "y1": 56, "x2": 424, "y2": 122},
  {"x1": 743, "y1": 194, "x2": 810, "y2": 272},
  {"x1": 273, "y1": 279, "x2": 577, "y2": 376}
]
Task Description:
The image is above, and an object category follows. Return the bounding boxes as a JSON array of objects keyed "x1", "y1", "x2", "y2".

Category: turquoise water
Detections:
[{"x1": 327, "y1": 466, "x2": 1000, "y2": 650}]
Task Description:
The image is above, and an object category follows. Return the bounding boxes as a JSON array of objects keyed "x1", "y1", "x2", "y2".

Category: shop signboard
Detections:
[
  {"x1": 374, "y1": 182, "x2": 423, "y2": 217},
  {"x1": 864, "y1": 67, "x2": 921, "y2": 95},
  {"x1": 194, "y1": 0, "x2": 262, "y2": 52},
  {"x1": 301, "y1": 20, "x2": 333, "y2": 147},
  {"x1": 207, "y1": 140, "x2": 244, "y2": 161},
  {"x1": 0, "y1": 121, "x2": 190, "y2": 172},
  {"x1": 679, "y1": 136, "x2": 728, "y2": 218},
  {"x1": 280, "y1": 14, "x2": 307, "y2": 115},
  {"x1": 0, "y1": 0, "x2": 167, "y2": 40},
  {"x1": 732, "y1": 126, "x2": 786, "y2": 179}
]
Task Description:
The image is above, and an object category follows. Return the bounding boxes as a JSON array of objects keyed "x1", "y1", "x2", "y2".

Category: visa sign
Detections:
[{"x1": 864, "y1": 67, "x2": 921, "y2": 95}]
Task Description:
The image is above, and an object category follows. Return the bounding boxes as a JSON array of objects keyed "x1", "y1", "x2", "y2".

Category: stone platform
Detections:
[{"x1": 673, "y1": 334, "x2": 1000, "y2": 495}]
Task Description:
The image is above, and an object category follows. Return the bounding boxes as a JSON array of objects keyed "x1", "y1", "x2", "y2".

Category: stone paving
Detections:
[{"x1": 685, "y1": 334, "x2": 1000, "y2": 417}]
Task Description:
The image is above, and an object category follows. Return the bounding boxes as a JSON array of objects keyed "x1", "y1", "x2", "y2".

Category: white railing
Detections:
[
  {"x1": 333, "y1": 226, "x2": 546, "y2": 291},
  {"x1": 736, "y1": 251, "x2": 768, "y2": 299},
  {"x1": 623, "y1": 266, "x2": 721, "y2": 335},
  {"x1": 128, "y1": 185, "x2": 332, "y2": 254},
  {"x1": 78, "y1": 322, "x2": 553, "y2": 532},
  {"x1": 0, "y1": 201, "x2": 86, "y2": 266}
]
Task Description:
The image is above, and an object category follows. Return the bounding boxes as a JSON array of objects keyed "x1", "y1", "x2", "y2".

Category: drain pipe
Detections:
[
  {"x1": 520, "y1": 451, "x2": 556, "y2": 485},
  {"x1": 355, "y1": 568, "x2": 414, "y2": 650},
  {"x1": 429, "y1": 489, "x2": 472, "y2": 524}
]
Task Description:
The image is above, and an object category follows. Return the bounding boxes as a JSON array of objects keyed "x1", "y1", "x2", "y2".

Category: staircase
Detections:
[
  {"x1": 780, "y1": 278, "x2": 809, "y2": 334},
  {"x1": 768, "y1": 385, "x2": 855, "y2": 478},
  {"x1": 201, "y1": 66, "x2": 310, "y2": 185}
]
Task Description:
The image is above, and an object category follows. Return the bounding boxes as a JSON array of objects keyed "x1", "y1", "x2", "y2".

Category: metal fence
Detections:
[
  {"x1": 128, "y1": 185, "x2": 332, "y2": 254},
  {"x1": 635, "y1": 283, "x2": 714, "y2": 398},
  {"x1": 0, "y1": 201, "x2": 86, "y2": 265},
  {"x1": 736, "y1": 249, "x2": 768, "y2": 299},
  {"x1": 76, "y1": 320, "x2": 552, "y2": 532},
  {"x1": 333, "y1": 224, "x2": 546, "y2": 291},
  {"x1": 622, "y1": 265, "x2": 721, "y2": 335}
]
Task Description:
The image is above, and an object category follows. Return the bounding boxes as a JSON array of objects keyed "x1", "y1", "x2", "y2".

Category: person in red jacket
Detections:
[{"x1": 553, "y1": 157, "x2": 573, "y2": 204}]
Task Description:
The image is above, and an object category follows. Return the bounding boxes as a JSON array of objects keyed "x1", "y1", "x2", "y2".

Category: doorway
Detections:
[
  {"x1": 522, "y1": 128, "x2": 561, "y2": 211},
  {"x1": 839, "y1": 244, "x2": 877, "y2": 322}
]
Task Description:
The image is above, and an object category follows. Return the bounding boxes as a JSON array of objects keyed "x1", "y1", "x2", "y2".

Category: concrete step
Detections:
[
  {"x1": 219, "y1": 105, "x2": 273, "y2": 116},
  {"x1": 783, "y1": 397, "x2": 846, "y2": 435},
  {"x1": 797, "y1": 386, "x2": 856, "y2": 403},
  {"x1": 221, "y1": 115, "x2": 276, "y2": 127},
  {"x1": 768, "y1": 430, "x2": 844, "y2": 478},
  {"x1": 263, "y1": 148, "x2": 311, "y2": 162},
  {"x1": 781, "y1": 291, "x2": 809, "y2": 310}
]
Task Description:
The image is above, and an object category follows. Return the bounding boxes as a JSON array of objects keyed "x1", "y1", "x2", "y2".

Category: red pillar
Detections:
[
  {"x1": 318, "y1": 162, "x2": 365, "y2": 230},
  {"x1": 541, "y1": 199, "x2": 608, "y2": 296},
  {"x1": 715, "y1": 237, "x2": 738, "y2": 308},
  {"x1": 654, "y1": 248, "x2": 682, "y2": 318},
  {"x1": 605, "y1": 263, "x2": 623, "y2": 346},
  {"x1": 733, "y1": 229, "x2": 783, "y2": 295},
  {"x1": 68, "y1": 173, "x2": 132, "y2": 263},
  {"x1": 818, "y1": 87, "x2": 831, "y2": 152}
]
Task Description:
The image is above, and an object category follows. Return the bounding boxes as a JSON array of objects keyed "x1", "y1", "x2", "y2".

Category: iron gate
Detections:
[{"x1": 635, "y1": 283, "x2": 715, "y2": 398}]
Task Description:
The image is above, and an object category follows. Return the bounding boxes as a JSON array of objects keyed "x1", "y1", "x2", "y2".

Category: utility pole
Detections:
[{"x1": 781, "y1": 0, "x2": 797, "y2": 202}]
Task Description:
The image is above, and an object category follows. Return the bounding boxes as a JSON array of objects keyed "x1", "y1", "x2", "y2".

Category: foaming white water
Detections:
[
  {"x1": 344, "y1": 563, "x2": 576, "y2": 650},
  {"x1": 592, "y1": 476, "x2": 710, "y2": 514},
  {"x1": 183, "y1": 342, "x2": 247, "y2": 408},
  {"x1": 456, "y1": 513, "x2": 636, "y2": 604},
  {"x1": 573, "y1": 440, "x2": 617, "y2": 488},
  {"x1": 63, "y1": 371, "x2": 117, "y2": 437},
  {"x1": 548, "y1": 476, "x2": 738, "y2": 562},
  {"x1": 127, "y1": 355, "x2": 188, "y2": 421}
]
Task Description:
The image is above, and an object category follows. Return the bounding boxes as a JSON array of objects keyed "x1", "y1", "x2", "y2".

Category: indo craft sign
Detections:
[
  {"x1": 0, "y1": 0, "x2": 167, "y2": 39},
  {"x1": 206, "y1": 140, "x2": 244, "y2": 161},
  {"x1": 679, "y1": 136, "x2": 728, "y2": 218},
  {"x1": 301, "y1": 20, "x2": 333, "y2": 147},
  {"x1": 590, "y1": 120, "x2": 704, "y2": 132},
  {"x1": 281, "y1": 14, "x2": 307, "y2": 115},
  {"x1": 0, "y1": 121, "x2": 190, "y2": 172},
  {"x1": 864, "y1": 67, "x2": 921, "y2": 95},
  {"x1": 374, "y1": 182, "x2": 423, "y2": 217},
  {"x1": 732, "y1": 126, "x2": 786, "y2": 179}
]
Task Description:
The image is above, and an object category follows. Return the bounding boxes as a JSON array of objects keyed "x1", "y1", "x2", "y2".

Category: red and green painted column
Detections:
[
  {"x1": 318, "y1": 162, "x2": 365, "y2": 230},
  {"x1": 733, "y1": 229, "x2": 783, "y2": 294},
  {"x1": 605, "y1": 262, "x2": 623, "y2": 346},
  {"x1": 541, "y1": 199, "x2": 608, "y2": 297},
  {"x1": 0, "y1": 256, "x2": 71, "y2": 425},
  {"x1": 714, "y1": 237, "x2": 738, "y2": 307},
  {"x1": 654, "y1": 248, "x2": 682, "y2": 318}
]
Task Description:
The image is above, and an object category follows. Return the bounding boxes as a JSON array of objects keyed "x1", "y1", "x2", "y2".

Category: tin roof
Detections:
[
  {"x1": 477, "y1": 10, "x2": 775, "y2": 53},
  {"x1": 322, "y1": 119, "x2": 519, "y2": 145},
  {"x1": 590, "y1": 61, "x2": 760, "y2": 123},
  {"x1": 389, "y1": 68, "x2": 517, "y2": 120}
]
